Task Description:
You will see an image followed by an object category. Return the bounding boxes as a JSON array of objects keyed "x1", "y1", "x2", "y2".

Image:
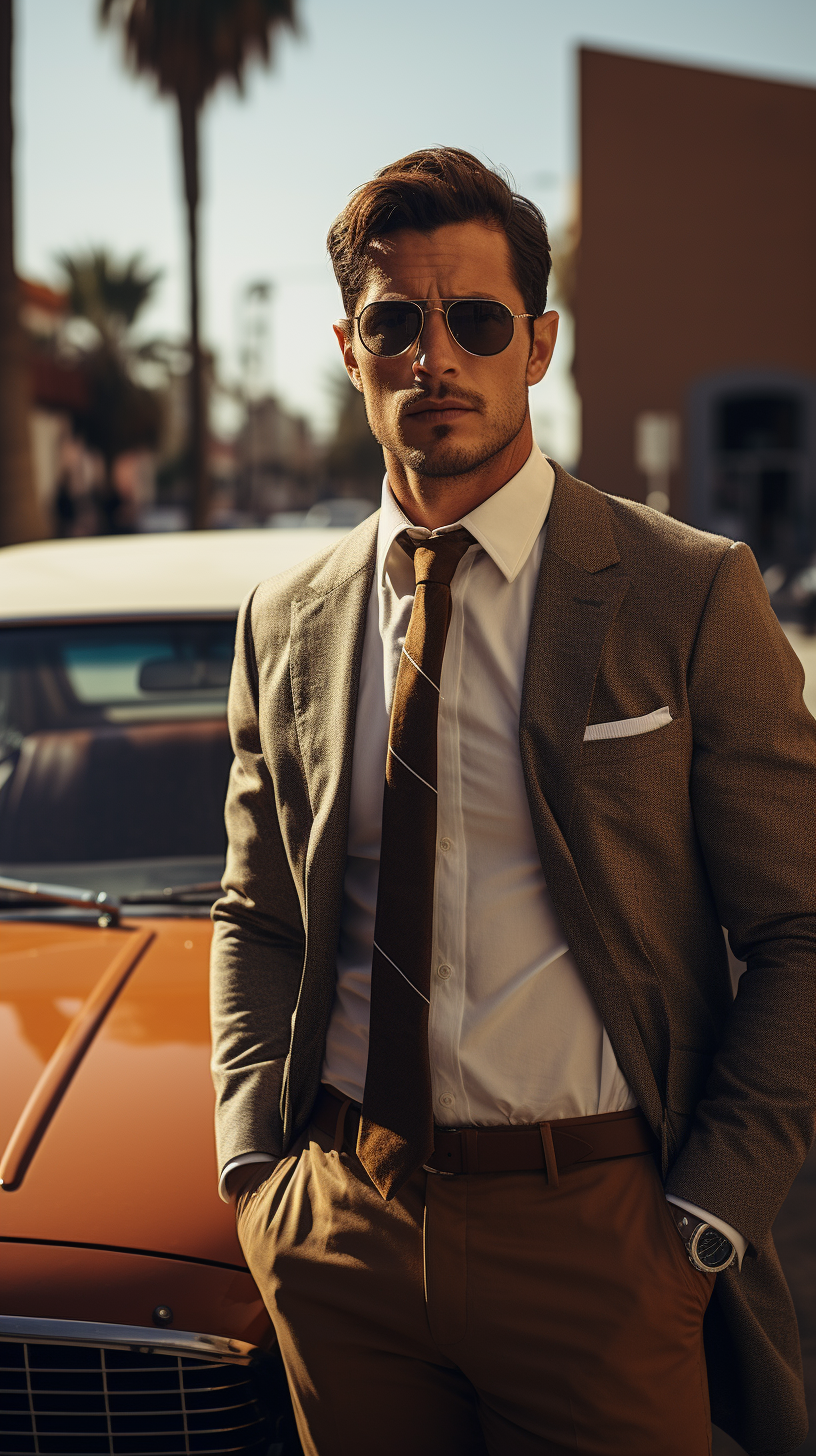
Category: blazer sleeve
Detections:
[
  {"x1": 665, "y1": 541, "x2": 816, "y2": 1251},
  {"x1": 209, "y1": 588, "x2": 305, "y2": 1176}
]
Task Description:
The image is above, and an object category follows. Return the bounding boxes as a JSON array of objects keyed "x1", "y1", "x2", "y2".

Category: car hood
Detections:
[{"x1": 0, "y1": 916, "x2": 244, "y2": 1267}]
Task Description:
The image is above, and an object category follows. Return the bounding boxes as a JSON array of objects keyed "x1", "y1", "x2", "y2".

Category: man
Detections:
[{"x1": 211, "y1": 147, "x2": 815, "y2": 1456}]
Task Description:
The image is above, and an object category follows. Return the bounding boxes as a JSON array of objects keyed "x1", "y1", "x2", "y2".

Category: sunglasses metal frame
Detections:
[{"x1": 352, "y1": 298, "x2": 536, "y2": 359}]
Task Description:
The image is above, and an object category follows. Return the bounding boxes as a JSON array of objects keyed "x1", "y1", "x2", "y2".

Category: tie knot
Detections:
[{"x1": 399, "y1": 528, "x2": 475, "y2": 587}]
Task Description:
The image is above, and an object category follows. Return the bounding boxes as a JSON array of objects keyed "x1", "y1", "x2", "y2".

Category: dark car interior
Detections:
[{"x1": 0, "y1": 618, "x2": 236, "y2": 893}]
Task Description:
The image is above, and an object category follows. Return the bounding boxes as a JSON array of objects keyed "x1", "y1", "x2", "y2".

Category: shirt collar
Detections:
[{"x1": 377, "y1": 443, "x2": 555, "y2": 593}]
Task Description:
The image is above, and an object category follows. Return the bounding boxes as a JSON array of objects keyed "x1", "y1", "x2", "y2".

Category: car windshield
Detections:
[{"x1": 0, "y1": 617, "x2": 236, "y2": 900}]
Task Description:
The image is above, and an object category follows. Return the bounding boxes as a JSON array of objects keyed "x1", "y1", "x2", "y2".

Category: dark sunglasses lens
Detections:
[
  {"x1": 447, "y1": 300, "x2": 515, "y2": 355},
  {"x1": 359, "y1": 302, "x2": 422, "y2": 356}
]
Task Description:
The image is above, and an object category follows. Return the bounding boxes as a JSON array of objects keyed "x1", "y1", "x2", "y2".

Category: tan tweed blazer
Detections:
[{"x1": 211, "y1": 464, "x2": 816, "y2": 1454}]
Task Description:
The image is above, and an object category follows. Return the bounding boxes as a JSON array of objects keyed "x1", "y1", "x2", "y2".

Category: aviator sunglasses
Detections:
[{"x1": 353, "y1": 298, "x2": 536, "y2": 359}]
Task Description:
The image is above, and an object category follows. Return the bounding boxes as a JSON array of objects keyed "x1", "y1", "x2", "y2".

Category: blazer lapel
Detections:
[
  {"x1": 289, "y1": 516, "x2": 378, "y2": 921},
  {"x1": 520, "y1": 467, "x2": 664, "y2": 1132},
  {"x1": 284, "y1": 517, "x2": 378, "y2": 1143},
  {"x1": 521, "y1": 481, "x2": 628, "y2": 838}
]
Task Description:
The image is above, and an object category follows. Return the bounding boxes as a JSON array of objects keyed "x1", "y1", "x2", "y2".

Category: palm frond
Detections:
[
  {"x1": 56, "y1": 248, "x2": 162, "y2": 340},
  {"x1": 100, "y1": 0, "x2": 298, "y2": 106}
]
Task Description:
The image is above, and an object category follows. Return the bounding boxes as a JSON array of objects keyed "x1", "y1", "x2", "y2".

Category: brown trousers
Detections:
[{"x1": 237, "y1": 1116, "x2": 715, "y2": 1456}]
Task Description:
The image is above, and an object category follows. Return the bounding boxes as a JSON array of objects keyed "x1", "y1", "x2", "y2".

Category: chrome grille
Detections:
[{"x1": 0, "y1": 1341, "x2": 275, "y2": 1455}]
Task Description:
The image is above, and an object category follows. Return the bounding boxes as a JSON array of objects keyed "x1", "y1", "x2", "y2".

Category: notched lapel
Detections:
[
  {"x1": 521, "y1": 468, "x2": 629, "y2": 836},
  {"x1": 284, "y1": 520, "x2": 377, "y2": 1145},
  {"x1": 289, "y1": 520, "x2": 377, "y2": 901},
  {"x1": 519, "y1": 469, "x2": 663, "y2": 1132}
]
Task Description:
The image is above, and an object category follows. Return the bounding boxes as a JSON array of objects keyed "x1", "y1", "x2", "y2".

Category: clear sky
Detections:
[{"x1": 15, "y1": 0, "x2": 816, "y2": 443}]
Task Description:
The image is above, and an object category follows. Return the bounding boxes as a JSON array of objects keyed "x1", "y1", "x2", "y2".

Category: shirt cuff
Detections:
[
  {"x1": 218, "y1": 1153, "x2": 277, "y2": 1204},
  {"x1": 665, "y1": 1194, "x2": 747, "y2": 1269}
]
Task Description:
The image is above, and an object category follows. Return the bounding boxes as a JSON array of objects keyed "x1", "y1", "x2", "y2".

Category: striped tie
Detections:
[{"x1": 358, "y1": 527, "x2": 475, "y2": 1200}]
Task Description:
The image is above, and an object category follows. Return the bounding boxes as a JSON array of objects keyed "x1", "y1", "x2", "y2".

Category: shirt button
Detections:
[
  {"x1": 439, "y1": 1094, "x2": 454, "y2": 1107},
  {"x1": 439, "y1": 837, "x2": 452, "y2": 853},
  {"x1": 437, "y1": 964, "x2": 452, "y2": 980}
]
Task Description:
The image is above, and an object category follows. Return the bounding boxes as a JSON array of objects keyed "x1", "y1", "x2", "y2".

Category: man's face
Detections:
[{"x1": 335, "y1": 220, "x2": 557, "y2": 481}]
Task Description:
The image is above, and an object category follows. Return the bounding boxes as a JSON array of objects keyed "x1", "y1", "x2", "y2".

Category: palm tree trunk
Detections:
[
  {"x1": 0, "y1": 0, "x2": 43, "y2": 545},
  {"x1": 178, "y1": 92, "x2": 207, "y2": 530}
]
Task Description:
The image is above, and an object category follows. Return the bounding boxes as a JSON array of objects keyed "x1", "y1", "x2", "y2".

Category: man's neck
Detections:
[{"x1": 385, "y1": 418, "x2": 534, "y2": 529}]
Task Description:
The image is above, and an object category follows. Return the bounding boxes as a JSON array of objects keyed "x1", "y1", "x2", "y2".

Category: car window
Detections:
[
  {"x1": 63, "y1": 640, "x2": 176, "y2": 706},
  {"x1": 0, "y1": 617, "x2": 236, "y2": 898}
]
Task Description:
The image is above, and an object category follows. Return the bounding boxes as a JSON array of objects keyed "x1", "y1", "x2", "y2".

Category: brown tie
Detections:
[{"x1": 358, "y1": 527, "x2": 475, "y2": 1200}]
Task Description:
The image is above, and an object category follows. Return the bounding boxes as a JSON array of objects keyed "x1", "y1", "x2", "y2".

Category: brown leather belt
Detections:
[{"x1": 313, "y1": 1086, "x2": 656, "y2": 1185}]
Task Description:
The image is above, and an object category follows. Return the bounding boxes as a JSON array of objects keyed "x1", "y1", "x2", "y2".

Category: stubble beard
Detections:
[{"x1": 366, "y1": 385, "x2": 529, "y2": 484}]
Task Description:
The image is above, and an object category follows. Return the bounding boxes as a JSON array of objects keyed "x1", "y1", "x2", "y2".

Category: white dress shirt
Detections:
[
  {"x1": 322, "y1": 445, "x2": 635, "y2": 1125},
  {"x1": 222, "y1": 443, "x2": 746, "y2": 1263}
]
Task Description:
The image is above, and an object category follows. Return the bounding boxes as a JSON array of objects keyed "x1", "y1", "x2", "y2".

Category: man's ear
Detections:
[
  {"x1": 526, "y1": 310, "x2": 559, "y2": 387},
  {"x1": 333, "y1": 320, "x2": 365, "y2": 394}
]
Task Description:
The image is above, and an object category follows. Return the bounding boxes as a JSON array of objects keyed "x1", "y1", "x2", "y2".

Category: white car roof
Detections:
[{"x1": 0, "y1": 529, "x2": 350, "y2": 621}]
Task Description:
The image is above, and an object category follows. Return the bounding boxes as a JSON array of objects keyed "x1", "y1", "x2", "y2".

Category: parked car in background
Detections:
[
  {"x1": 266, "y1": 497, "x2": 376, "y2": 531},
  {"x1": 0, "y1": 528, "x2": 344, "y2": 1456}
]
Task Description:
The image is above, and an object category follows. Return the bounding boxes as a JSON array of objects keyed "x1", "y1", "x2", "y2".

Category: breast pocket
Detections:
[
  {"x1": 584, "y1": 706, "x2": 673, "y2": 742},
  {"x1": 580, "y1": 712, "x2": 685, "y2": 765}
]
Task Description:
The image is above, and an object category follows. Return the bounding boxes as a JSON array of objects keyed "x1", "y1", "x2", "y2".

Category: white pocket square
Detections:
[{"x1": 584, "y1": 706, "x2": 672, "y2": 742}]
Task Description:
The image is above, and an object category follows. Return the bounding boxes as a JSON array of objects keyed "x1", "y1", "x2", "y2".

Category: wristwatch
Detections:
[{"x1": 670, "y1": 1207, "x2": 736, "y2": 1273}]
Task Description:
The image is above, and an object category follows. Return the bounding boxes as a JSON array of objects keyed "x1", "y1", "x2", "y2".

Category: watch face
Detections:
[{"x1": 694, "y1": 1225, "x2": 733, "y2": 1270}]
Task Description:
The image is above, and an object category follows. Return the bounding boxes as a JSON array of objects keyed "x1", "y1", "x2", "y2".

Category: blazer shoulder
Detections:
[
  {"x1": 549, "y1": 463, "x2": 736, "y2": 594},
  {"x1": 604, "y1": 489, "x2": 733, "y2": 570},
  {"x1": 244, "y1": 512, "x2": 379, "y2": 643}
]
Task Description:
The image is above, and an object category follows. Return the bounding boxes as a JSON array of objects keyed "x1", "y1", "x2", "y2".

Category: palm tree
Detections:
[
  {"x1": 59, "y1": 247, "x2": 163, "y2": 357},
  {"x1": 58, "y1": 248, "x2": 164, "y2": 531},
  {"x1": 0, "y1": 0, "x2": 43, "y2": 546},
  {"x1": 100, "y1": 0, "x2": 298, "y2": 529}
]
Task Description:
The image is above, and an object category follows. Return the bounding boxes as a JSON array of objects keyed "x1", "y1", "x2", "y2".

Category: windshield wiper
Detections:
[
  {"x1": 119, "y1": 881, "x2": 222, "y2": 906},
  {"x1": 0, "y1": 874, "x2": 120, "y2": 926}
]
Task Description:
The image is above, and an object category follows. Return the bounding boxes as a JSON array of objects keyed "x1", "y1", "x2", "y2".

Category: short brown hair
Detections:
[{"x1": 327, "y1": 147, "x2": 552, "y2": 320}]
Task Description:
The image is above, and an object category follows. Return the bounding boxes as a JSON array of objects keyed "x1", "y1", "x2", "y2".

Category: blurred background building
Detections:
[
  {"x1": 15, "y1": 265, "x2": 379, "y2": 537},
  {"x1": 576, "y1": 47, "x2": 816, "y2": 603},
  {"x1": 3, "y1": 7, "x2": 816, "y2": 634}
]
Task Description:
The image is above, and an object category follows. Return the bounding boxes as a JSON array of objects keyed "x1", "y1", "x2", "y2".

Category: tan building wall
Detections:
[{"x1": 576, "y1": 47, "x2": 816, "y2": 550}]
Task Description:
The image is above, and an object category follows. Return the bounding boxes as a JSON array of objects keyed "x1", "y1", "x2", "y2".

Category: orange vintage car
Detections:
[{"x1": 0, "y1": 527, "x2": 343, "y2": 1455}]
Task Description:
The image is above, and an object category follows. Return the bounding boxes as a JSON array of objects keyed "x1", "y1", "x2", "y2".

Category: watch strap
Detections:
[{"x1": 669, "y1": 1204, "x2": 704, "y2": 1241}]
